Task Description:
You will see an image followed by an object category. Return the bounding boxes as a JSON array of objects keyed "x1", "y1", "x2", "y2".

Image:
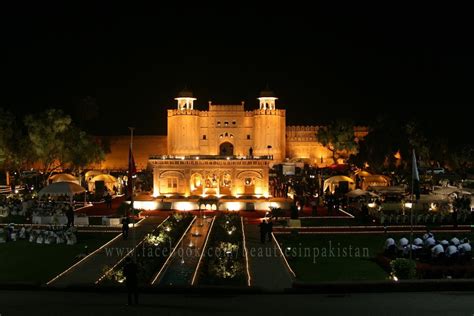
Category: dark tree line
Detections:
[{"x1": 0, "y1": 107, "x2": 109, "y2": 183}]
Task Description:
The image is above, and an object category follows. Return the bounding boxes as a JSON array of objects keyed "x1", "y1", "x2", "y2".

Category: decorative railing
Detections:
[{"x1": 149, "y1": 155, "x2": 273, "y2": 161}]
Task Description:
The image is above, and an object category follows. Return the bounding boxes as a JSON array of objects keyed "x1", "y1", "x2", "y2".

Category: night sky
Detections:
[{"x1": 2, "y1": 3, "x2": 473, "y2": 143}]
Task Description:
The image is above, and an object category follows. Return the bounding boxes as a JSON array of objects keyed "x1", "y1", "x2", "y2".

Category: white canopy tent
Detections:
[
  {"x1": 85, "y1": 170, "x2": 103, "y2": 182},
  {"x1": 323, "y1": 175, "x2": 355, "y2": 193},
  {"x1": 39, "y1": 182, "x2": 86, "y2": 197},
  {"x1": 361, "y1": 175, "x2": 390, "y2": 190},
  {"x1": 39, "y1": 182, "x2": 87, "y2": 205},
  {"x1": 88, "y1": 174, "x2": 118, "y2": 193},
  {"x1": 49, "y1": 173, "x2": 80, "y2": 185}
]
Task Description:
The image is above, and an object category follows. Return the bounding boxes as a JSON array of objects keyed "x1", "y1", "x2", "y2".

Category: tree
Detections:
[
  {"x1": 63, "y1": 127, "x2": 106, "y2": 173},
  {"x1": 405, "y1": 121, "x2": 430, "y2": 167},
  {"x1": 0, "y1": 108, "x2": 15, "y2": 167},
  {"x1": 24, "y1": 109, "x2": 106, "y2": 180},
  {"x1": 317, "y1": 119, "x2": 358, "y2": 163},
  {"x1": 24, "y1": 109, "x2": 72, "y2": 177},
  {"x1": 348, "y1": 117, "x2": 426, "y2": 174},
  {"x1": 447, "y1": 144, "x2": 474, "y2": 176},
  {"x1": 0, "y1": 109, "x2": 35, "y2": 174}
]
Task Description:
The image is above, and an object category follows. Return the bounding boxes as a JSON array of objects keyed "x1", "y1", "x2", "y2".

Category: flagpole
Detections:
[
  {"x1": 409, "y1": 149, "x2": 415, "y2": 260},
  {"x1": 129, "y1": 127, "x2": 134, "y2": 209},
  {"x1": 129, "y1": 126, "x2": 135, "y2": 257}
]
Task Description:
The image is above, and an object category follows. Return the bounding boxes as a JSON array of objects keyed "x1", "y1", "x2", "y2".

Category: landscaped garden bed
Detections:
[{"x1": 197, "y1": 213, "x2": 247, "y2": 286}]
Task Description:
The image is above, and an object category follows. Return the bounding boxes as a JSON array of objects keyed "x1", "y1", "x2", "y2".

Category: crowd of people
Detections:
[
  {"x1": 0, "y1": 224, "x2": 78, "y2": 245},
  {"x1": 0, "y1": 194, "x2": 78, "y2": 219},
  {"x1": 0, "y1": 195, "x2": 30, "y2": 217},
  {"x1": 384, "y1": 231, "x2": 472, "y2": 265}
]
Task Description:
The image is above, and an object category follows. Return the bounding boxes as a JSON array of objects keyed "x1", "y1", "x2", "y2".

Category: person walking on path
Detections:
[
  {"x1": 266, "y1": 218, "x2": 273, "y2": 242},
  {"x1": 66, "y1": 204, "x2": 75, "y2": 228},
  {"x1": 122, "y1": 216, "x2": 130, "y2": 240},
  {"x1": 123, "y1": 257, "x2": 138, "y2": 305},
  {"x1": 259, "y1": 219, "x2": 268, "y2": 244},
  {"x1": 105, "y1": 192, "x2": 112, "y2": 209}
]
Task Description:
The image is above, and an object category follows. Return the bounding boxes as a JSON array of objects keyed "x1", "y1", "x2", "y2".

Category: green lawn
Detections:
[
  {"x1": 276, "y1": 233, "x2": 388, "y2": 282},
  {"x1": 276, "y1": 232, "x2": 474, "y2": 282},
  {"x1": 301, "y1": 218, "x2": 368, "y2": 227},
  {"x1": 0, "y1": 232, "x2": 116, "y2": 284},
  {"x1": 0, "y1": 215, "x2": 30, "y2": 224}
]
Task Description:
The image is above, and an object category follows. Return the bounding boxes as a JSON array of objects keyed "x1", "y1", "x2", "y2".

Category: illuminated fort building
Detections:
[{"x1": 97, "y1": 88, "x2": 367, "y2": 198}]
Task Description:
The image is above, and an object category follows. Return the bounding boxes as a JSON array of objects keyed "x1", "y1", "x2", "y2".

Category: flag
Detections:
[
  {"x1": 128, "y1": 146, "x2": 136, "y2": 196},
  {"x1": 412, "y1": 149, "x2": 420, "y2": 200}
]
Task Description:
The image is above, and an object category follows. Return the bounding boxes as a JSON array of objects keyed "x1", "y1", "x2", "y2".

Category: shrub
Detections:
[
  {"x1": 116, "y1": 202, "x2": 131, "y2": 217},
  {"x1": 390, "y1": 258, "x2": 416, "y2": 279},
  {"x1": 270, "y1": 207, "x2": 285, "y2": 220},
  {"x1": 290, "y1": 204, "x2": 299, "y2": 219}
]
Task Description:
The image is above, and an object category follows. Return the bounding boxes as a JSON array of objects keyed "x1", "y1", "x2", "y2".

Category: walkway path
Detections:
[
  {"x1": 154, "y1": 216, "x2": 213, "y2": 286},
  {"x1": 2, "y1": 290, "x2": 474, "y2": 316},
  {"x1": 48, "y1": 216, "x2": 166, "y2": 287},
  {"x1": 244, "y1": 223, "x2": 293, "y2": 290},
  {"x1": 75, "y1": 196, "x2": 126, "y2": 216}
]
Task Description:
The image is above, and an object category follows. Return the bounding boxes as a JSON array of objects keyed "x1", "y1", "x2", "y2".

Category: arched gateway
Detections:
[{"x1": 219, "y1": 142, "x2": 234, "y2": 156}]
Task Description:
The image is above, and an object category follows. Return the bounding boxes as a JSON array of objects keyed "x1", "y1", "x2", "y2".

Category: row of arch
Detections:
[{"x1": 158, "y1": 170, "x2": 263, "y2": 195}]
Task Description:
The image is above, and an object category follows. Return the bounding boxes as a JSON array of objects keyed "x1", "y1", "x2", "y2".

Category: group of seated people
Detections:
[
  {"x1": 0, "y1": 196, "x2": 30, "y2": 217},
  {"x1": 0, "y1": 194, "x2": 75, "y2": 219},
  {"x1": 384, "y1": 231, "x2": 472, "y2": 264},
  {"x1": 32, "y1": 199, "x2": 74, "y2": 216},
  {"x1": 0, "y1": 224, "x2": 77, "y2": 245}
]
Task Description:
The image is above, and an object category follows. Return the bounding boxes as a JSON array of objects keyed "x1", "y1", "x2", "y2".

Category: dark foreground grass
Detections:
[{"x1": 0, "y1": 232, "x2": 116, "y2": 284}]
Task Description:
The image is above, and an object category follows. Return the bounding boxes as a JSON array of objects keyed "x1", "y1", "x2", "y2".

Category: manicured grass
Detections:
[
  {"x1": 276, "y1": 233, "x2": 389, "y2": 282},
  {"x1": 0, "y1": 215, "x2": 30, "y2": 224},
  {"x1": 0, "y1": 232, "x2": 117, "y2": 284},
  {"x1": 276, "y1": 232, "x2": 474, "y2": 282},
  {"x1": 300, "y1": 218, "x2": 369, "y2": 227},
  {"x1": 87, "y1": 216, "x2": 104, "y2": 226}
]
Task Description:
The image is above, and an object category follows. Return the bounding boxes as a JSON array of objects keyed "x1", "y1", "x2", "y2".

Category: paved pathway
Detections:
[
  {"x1": 244, "y1": 223, "x2": 293, "y2": 290},
  {"x1": 49, "y1": 216, "x2": 166, "y2": 287},
  {"x1": 3, "y1": 290, "x2": 473, "y2": 315}
]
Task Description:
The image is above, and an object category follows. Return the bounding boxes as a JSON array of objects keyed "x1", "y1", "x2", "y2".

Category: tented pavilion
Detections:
[
  {"x1": 38, "y1": 182, "x2": 86, "y2": 204},
  {"x1": 48, "y1": 173, "x2": 80, "y2": 185},
  {"x1": 361, "y1": 175, "x2": 391, "y2": 190},
  {"x1": 323, "y1": 175, "x2": 356, "y2": 194},
  {"x1": 88, "y1": 174, "x2": 118, "y2": 193},
  {"x1": 85, "y1": 170, "x2": 103, "y2": 182}
]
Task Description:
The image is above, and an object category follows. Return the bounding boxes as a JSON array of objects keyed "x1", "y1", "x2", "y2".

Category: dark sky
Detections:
[{"x1": 2, "y1": 3, "x2": 473, "y2": 143}]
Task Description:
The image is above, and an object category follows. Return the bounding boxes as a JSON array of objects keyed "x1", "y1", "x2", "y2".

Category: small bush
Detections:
[
  {"x1": 290, "y1": 204, "x2": 299, "y2": 219},
  {"x1": 116, "y1": 202, "x2": 130, "y2": 217},
  {"x1": 270, "y1": 207, "x2": 285, "y2": 220}
]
